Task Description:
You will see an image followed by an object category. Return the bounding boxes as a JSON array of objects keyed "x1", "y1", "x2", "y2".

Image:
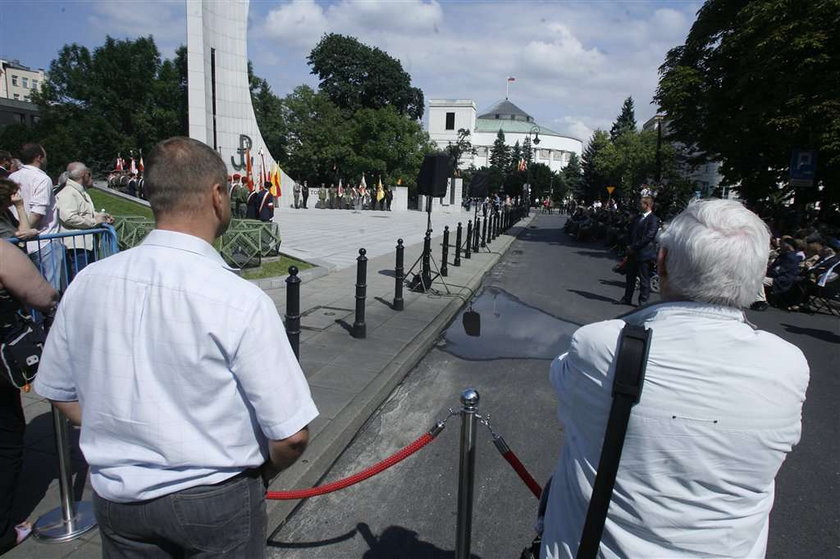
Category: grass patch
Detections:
[
  {"x1": 89, "y1": 189, "x2": 154, "y2": 219},
  {"x1": 242, "y1": 255, "x2": 313, "y2": 280}
]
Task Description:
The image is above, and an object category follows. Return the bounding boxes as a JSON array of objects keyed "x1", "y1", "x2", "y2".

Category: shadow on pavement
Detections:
[
  {"x1": 268, "y1": 523, "x2": 479, "y2": 558},
  {"x1": 378, "y1": 269, "x2": 396, "y2": 278},
  {"x1": 574, "y1": 250, "x2": 618, "y2": 260},
  {"x1": 599, "y1": 279, "x2": 626, "y2": 288},
  {"x1": 374, "y1": 296, "x2": 395, "y2": 310},
  {"x1": 779, "y1": 323, "x2": 840, "y2": 344},
  {"x1": 13, "y1": 411, "x2": 89, "y2": 522},
  {"x1": 567, "y1": 289, "x2": 618, "y2": 304}
]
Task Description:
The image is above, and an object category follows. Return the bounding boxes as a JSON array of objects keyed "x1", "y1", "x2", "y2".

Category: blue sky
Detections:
[{"x1": 0, "y1": 0, "x2": 701, "y2": 142}]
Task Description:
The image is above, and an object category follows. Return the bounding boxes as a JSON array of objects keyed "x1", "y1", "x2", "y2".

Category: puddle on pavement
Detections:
[{"x1": 440, "y1": 286, "x2": 580, "y2": 360}]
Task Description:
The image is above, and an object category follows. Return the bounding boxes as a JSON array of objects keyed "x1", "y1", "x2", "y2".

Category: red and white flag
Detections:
[
  {"x1": 115, "y1": 154, "x2": 124, "y2": 171},
  {"x1": 507, "y1": 76, "x2": 516, "y2": 82},
  {"x1": 130, "y1": 157, "x2": 137, "y2": 174}
]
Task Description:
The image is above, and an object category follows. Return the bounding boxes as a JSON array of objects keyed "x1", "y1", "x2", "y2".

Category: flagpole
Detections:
[{"x1": 506, "y1": 78, "x2": 509, "y2": 99}]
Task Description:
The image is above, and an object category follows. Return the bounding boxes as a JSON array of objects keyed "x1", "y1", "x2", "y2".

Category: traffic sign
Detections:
[
  {"x1": 606, "y1": 186, "x2": 615, "y2": 195},
  {"x1": 790, "y1": 149, "x2": 817, "y2": 187}
]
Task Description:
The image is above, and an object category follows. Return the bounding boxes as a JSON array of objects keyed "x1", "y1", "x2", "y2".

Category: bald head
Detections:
[{"x1": 145, "y1": 137, "x2": 227, "y2": 220}]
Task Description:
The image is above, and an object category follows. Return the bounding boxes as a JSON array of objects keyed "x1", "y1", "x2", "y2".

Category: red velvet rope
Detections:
[
  {"x1": 501, "y1": 450, "x2": 542, "y2": 499},
  {"x1": 266, "y1": 432, "x2": 436, "y2": 500}
]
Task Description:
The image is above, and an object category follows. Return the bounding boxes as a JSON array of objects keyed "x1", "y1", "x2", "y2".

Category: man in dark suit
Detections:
[{"x1": 620, "y1": 196, "x2": 660, "y2": 306}]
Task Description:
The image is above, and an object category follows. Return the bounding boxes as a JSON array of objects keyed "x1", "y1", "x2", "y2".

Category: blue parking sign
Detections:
[{"x1": 790, "y1": 149, "x2": 817, "y2": 187}]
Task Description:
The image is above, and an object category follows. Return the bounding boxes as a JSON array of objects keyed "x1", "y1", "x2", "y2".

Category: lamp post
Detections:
[
  {"x1": 654, "y1": 114, "x2": 664, "y2": 185},
  {"x1": 527, "y1": 125, "x2": 541, "y2": 204}
]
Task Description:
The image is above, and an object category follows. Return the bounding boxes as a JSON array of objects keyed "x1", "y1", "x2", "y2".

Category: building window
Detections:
[
  {"x1": 13, "y1": 94, "x2": 19, "y2": 100},
  {"x1": 495, "y1": 114, "x2": 500, "y2": 119},
  {"x1": 11, "y1": 75, "x2": 18, "y2": 86},
  {"x1": 445, "y1": 112, "x2": 455, "y2": 130},
  {"x1": 18, "y1": 113, "x2": 25, "y2": 124},
  {"x1": 22, "y1": 77, "x2": 29, "y2": 88},
  {"x1": 32, "y1": 79, "x2": 38, "y2": 89},
  {"x1": 476, "y1": 147, "x2": 488, "y2": 156}
]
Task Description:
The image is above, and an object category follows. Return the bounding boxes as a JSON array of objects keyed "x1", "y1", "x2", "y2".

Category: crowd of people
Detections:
[
  {"x1": 311, "y1": 181, "x2": 393, "y2": 211},
  {"x1": 0, "y1": 136, "x2": 829, "y2": 558}
]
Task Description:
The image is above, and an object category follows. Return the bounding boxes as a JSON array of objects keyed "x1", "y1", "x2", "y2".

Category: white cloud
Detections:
[
  {"x1": 87, "y1": 0, "x2": 185, "y2": 57},
  {"x1": 248, "y1": 1, "x2": 697, "y2": 141}
]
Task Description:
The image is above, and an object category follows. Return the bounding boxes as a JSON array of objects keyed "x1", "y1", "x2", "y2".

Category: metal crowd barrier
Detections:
[{"x1": 6, "y1": 226, "x2": 119, "y2": 542}]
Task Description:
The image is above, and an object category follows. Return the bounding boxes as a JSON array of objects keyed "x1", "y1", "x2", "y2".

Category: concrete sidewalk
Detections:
[{"x1": 8, "y1": 213, "x2": 533, "y2": 558}]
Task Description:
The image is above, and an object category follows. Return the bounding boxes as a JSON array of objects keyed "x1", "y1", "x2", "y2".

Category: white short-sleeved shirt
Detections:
[
  {"x1": 35, "y1": 230, "x2": 318, "y2": 503},
  {"x1": 9, "y1": 164, "x2": 59, "y2": 253},
  {"x1": 542, "y1": 302, "x2": 809, "y2": 559}
]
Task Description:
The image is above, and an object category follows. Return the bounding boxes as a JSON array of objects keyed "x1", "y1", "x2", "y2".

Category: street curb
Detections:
[{"x1": 265, "y1": 213, "x2": 535, "y2": 531}]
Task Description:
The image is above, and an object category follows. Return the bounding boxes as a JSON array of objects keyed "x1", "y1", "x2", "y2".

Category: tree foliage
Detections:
[
  {"x1": 610, "y1": 97, "x2": 637, "y2": 141},
  {"x1": 655, "y1": 0, "x2": 840, "y2": 213},
  {"x1": 489, "y1": 130, "x2": 510, "y2": 171},
  {"x1": 581, "y1": 129, "x2": 611, "y2": 202},
  {"x1": 446, "y1": 128, "x2": 475, "y2": 173},
  {"x1": 1, "y1": 36, "x2": 187, "y2": 177},
  {"x1": 563, "y1": 153, "x2": 583, "y2": 199},
  {"x1": 308, "y1": 33, "x2": 425, "y2": 120},
  {"x1": 249, "y1": 62, "x2": 287, "y2": 161}
]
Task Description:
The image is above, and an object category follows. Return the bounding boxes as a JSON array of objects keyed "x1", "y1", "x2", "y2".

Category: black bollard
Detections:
[
  {"x1": 422, "y1": 231, "x2": 433, "y2": 289},
  {"x1": 454, "y1": 222, "x2": 462, "y2": 267},
  {"x1": 481, "y1": 216, "x2": 487, "y2": 248},
  {"x1": 285, "y1": 266, "x2": 301, "y2": 360},
  {"x1": 441, "y1": 226, "x2": 450, "y2": 277},
  {"x1": 486, "y1": 217, "x2": 492, "y2": 246},
  {"x1": 353, "y1": 248, "x2": 367, "y2": 338},
  {"x1": 493, "y1": 213, "x2": 499, "y2": 239},
  {"x1": 473, "y1": 218, "x2": 481, "y2": 253},
  {"x1": 465, "y1": 220, "x2": 472, "y2": 260},
  {"x1": 394, "y1": 239, "x2": 405, "y2": 311}
]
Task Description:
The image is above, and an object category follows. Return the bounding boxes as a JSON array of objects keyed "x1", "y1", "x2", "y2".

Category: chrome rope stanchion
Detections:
[
  {"x1": 455, "y1": 388, "x2": 479, "y2": 559},
  {"x1": 33, "y1": 407, "x2": 97, "y2": 542}
]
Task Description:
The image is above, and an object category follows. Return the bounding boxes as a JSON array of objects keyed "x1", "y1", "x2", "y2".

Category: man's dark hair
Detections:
[
  {"x1": 19, "y1": 143, "x2": 45, "y2": 165},
  {"x1": 145, "y1": 137, "x2": 227, "y2": 219},
  {"x1": 264, "y1": 181, "x2": 272, "y2": 188},
  {"x1": 0, "y1": 150, "x2": 11, "y2": 165}
]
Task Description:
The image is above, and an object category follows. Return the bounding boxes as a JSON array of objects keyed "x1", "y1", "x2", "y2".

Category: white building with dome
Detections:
[{"x1": 426, "y1": 98, "x2": 583, "y2": 172}]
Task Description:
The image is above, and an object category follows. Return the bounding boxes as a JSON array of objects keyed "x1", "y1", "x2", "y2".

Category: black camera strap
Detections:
[{"x1": 576, "y1": 323, "x2": 651, "y2": 559}]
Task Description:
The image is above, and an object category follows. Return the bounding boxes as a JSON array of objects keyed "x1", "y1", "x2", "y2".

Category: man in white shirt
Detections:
[
  {"x1": 9, "y1": 143, "x2": 64, "y2": 289},
  {"x1": 542, "y1": 199, "x2": 810, "y2": 558},
  {"x1": 56, "y1": 162, "x2": 113, "y2": 281},
  {"x1": 36, "y1": 137, "x2": 318, "y2": 558}
]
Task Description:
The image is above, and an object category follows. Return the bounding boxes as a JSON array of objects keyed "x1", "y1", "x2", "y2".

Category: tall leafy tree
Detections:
[
  {"x1": 509, "y1": 141, "x2": 522, "y2": 173},
  {"x1": 610, "y1": 97, "x2": 637, "y2": 141},
  {"x1": 248, "y1": 62, "x2": 287, "y2": 162},
  {"x1": 24, "y1": 36, "x2": 186, "y2": 175},
  {"x1": 563, "y1": 153, "x2": 584, "y2": 199},
  {"x1": 581, "y1": 129, "x2": 611, "y2": 202},
  {"x1": 489, "y1": 130, "x2": 510, "y2": 171},
  {"x1": 656, "y1": 0, "x2": 840, "y2": 214},
  {"x1": 446, "y1": 128, "x2": 475, "y2": 174},
  {"x1": 308, "y1": 33, "x2": 424, "y2": 120},
  {"x1": 522, "y1": 136, "x2": 533, "y2": 165}
]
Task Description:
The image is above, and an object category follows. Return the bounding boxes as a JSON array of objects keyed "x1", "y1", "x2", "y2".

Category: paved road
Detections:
[{"x1": 270, "y1": 213, "x2": 839, "y2": 558}]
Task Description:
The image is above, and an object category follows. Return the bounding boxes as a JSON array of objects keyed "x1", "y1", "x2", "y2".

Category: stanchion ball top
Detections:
[
  {"x1": 288, "y1": 266, "x2": 299, "y2": 276},
  {"x1": 397, "y1": 238, "x2": 403, "y2": 245},
  {"x1": 461, "y1": 388, "x2": 480, "y2": 407},
  {"x1": 359, "y1": 248, "x2": 367, "y2": 256}
]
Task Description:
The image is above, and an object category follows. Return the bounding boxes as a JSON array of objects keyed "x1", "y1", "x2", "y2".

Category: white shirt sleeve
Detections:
[
  {"x1": 231, "y1": 293, "x2": 318, "y2": 441},
  {"x1": 28, "y1": 173, "x2": 54, "y2": 216},
  {"x1": 34, "y1": 301, "x2": 78, "y2": 401}
]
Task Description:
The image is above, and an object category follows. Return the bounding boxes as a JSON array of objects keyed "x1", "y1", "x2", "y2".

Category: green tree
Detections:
[
  {"x1": 445, "y1": 128, "x2": 475, "y2": 174},
  {"x1": 489, "y1": 129, "x2": 510, "y2": 171},
  {"x1": 279, "y1": 85, "x2": 350, "y2": 185},
  {"x1": 581, "y1": 129, "x2": 611, "y2": 202},
  {"x1": 610, "y1": 97, "x2": 637, "y2": 141},
  {"x1": 344, "y1": 105, "x2": 436, "y2": 189},
  {"x1": 594, "y1": 129, "x2": 659, "y2": 204},
  {"x1": 563, "y1": 153, "x2": 583, "y2": 199},
  {"x1": 522, "y1": 136, "x2": 533, "y2": 165},
  {"x1": 248, "y1": 62, "x2": 287, "y2": 162},
  {"x1": 308, "y1": 33, "x2": 424, "y2": 120},
  {"x1": 509, "y1": 141, "x2": 522, "y2": 173},
  {"x1": 655, "y1": 0, "x2": 840, "y2": 215},
  {"x1": 528, "y1": 163, "x2": 563, "y2": 202},
  {"x1": 26, "y1": 36, "x2": 186, "y2": 176}
]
